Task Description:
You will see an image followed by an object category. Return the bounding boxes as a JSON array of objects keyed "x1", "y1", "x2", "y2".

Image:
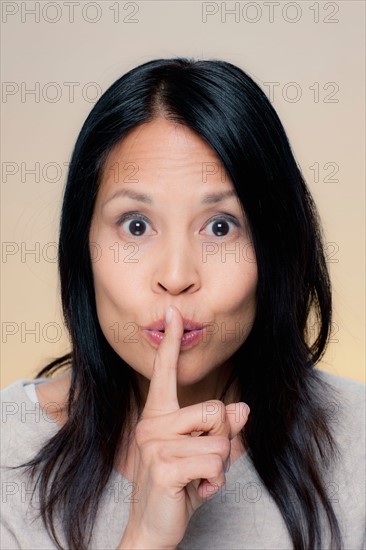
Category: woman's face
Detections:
[{"x1": 89, "y1": 119, "x2": 257, "y2": 405}]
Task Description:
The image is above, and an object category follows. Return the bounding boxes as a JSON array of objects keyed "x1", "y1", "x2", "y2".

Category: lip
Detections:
[
  {"x1": 142, "y1": 317, "x2": 205, "y2": 332},
  {"x1": 141, "y1": 316, "x2": 207, "y2": 349},
  {"x1": 141, "y1": 326, "x2": 206, "y2": 349}
]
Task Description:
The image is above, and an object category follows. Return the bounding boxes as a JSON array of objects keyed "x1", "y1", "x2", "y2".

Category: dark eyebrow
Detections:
[
  {"x1": 105, "y1": 189, "x2": 153, "y2": 205},
  {"x1": 104, "y1": 188, "x2": 237, "y2": 206},
  {"x1": 200, "y1": 190, "x2": 237, "y2": 204}
]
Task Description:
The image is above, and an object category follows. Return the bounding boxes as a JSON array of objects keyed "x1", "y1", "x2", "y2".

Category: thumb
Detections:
[{"x1": 225, "y1": 402, "x2": 250, "y2": 439}]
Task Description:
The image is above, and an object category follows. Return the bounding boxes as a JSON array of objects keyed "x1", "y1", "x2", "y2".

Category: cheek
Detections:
[
  {"x1": 90, "y1": 227, "x2": 142, "y2": 305},
  {"x1": 214, "y1": 270, "x2": 257, "y2": 349},
  {"x1": 208, "y1": 257, "x2": 258, "y2": 343},
  {"x1": 206, "y1": 253, "x2": 258, "y2": 312},
  {"x1": 91, "y1": 261, "x2": 142, "y2": 354},
  {"x1": 92, "y1": 261, "x2": 142, "y2": 327}
]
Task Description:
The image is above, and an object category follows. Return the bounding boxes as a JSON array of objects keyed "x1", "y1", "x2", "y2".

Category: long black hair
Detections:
[{"x1": 15, "y1": 57, "x2": 343, "y2": 549}]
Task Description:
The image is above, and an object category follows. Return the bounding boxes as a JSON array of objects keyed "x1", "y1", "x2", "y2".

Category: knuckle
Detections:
[
  {"x1": 137, "y1": 438, "x2": 168, "y2": 465},
  {"x1": 202, "y1": 399, "x2": 227, "y2": 422},
  {"x1": 209, "y1": 436, "x2": 230, "y2": 457},
  {"x1": 217, "y1": 399, "x2": 227, "y2": 413},
  {"x1": 138, "y1": 438, "x2": 156, "y2": 458},
  {"x1": 208, "y1": 454, "x2": 225, "y2": 477},
  {"x1": 217, "y1": 401, "x2": 228, "y2": 419},
  {"x1": 217, "y1": 436, "x2": 231, "y2": 457},
  {"x1": 134, "y1": 419, "x2": 154, "y2": 445},
  {"x1": 152, "y1": 462, "x2": 172, "y2": 488}
]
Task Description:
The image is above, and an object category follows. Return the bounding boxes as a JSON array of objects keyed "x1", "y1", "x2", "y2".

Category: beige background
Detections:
[{"x1": 1, "y1": 1, "x2": 365, "y2": 388}]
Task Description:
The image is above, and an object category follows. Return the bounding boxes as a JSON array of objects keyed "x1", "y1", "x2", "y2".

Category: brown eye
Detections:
[
  {"x1": 116, "y1": 213, "x2": 153, "y2": 237},
  {"x1": 211, "y1": 219, "x2": 230, "y2": 236},
  {"x1": 204, "y1": 215, "x2": 240, "y2": 237},
  {"x1": 127, "y1": 219, "x2": 147, "y2": 236}
]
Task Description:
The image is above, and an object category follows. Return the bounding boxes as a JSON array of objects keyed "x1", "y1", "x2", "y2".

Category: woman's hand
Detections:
[{"x1": 117, "y1": 305, "x2": 250, "y2": 550}]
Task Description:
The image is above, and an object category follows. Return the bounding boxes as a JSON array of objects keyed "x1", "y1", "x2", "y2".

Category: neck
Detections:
[{"x1": 133, "y1": 360, "x2": 240, "y2": 411}]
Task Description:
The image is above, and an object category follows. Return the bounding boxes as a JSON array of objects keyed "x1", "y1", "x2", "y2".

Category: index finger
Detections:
[{"x1": 142, "y1": 305, "x2": 184, "y2": 418}]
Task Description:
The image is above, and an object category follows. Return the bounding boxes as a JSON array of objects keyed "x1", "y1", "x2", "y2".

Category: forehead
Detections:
[
  {"x1": 108, "y1": 118, "x2": 220, "y2": 159},
  {"x1": 99, "y1": 118, "x2": 229, "y2": 186}
]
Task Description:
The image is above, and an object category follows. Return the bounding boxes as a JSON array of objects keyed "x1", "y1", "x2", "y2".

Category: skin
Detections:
[
  {"x1": 89, "y1": 118, "x2": 257, "y2": 407},
  {"x1": 35, "y1": 120, "x2": 258, "y2": 536},
  {"x1": 118, "y1": 305, "x2": 250, "y2": 549}
]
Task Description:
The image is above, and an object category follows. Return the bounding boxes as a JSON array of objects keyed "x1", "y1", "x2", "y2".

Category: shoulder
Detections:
[
  {"x1": 1, "y1": 378, "x2": 60, "y2": 468},
  {"x1": 314, "y1": 369, "x2": 365, "y2": 469},
  {"x1": 312, "y1": 371, "x2": 365, "y2": 546},
  {"x1": 316, "y1": 368, "x2": 365, "y2": 393},
  {"x1": 1, "y1": 379, "x2": 69, "y2": 548},
  {"x1": 315, "y1": 369, "x2": 365, "y2": 420},
  {"x1": 315, "y1": 368, "x2": 365, "y2": 425},
  {"x1": 315, "y1": 368, "x2": 364, "y2": 400}
]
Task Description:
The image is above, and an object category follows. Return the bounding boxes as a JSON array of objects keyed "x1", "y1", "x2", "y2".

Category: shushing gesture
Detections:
[{"x1": 118, "y1": 305, "x2": 250, "y2": 550}]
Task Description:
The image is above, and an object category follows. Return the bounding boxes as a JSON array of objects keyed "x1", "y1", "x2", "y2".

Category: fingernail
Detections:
[{"x1": 165, "y1": 306, "x2": 173, "y2": 325}]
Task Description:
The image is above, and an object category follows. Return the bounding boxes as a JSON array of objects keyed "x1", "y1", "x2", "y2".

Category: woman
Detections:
[{"x1": 1, "y1": 57, "x2": 364, "y2": 550}]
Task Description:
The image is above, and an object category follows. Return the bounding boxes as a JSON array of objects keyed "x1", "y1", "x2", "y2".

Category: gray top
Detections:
[{"x1": 1, "y1": 370, "x2": 365, "y2": 549}]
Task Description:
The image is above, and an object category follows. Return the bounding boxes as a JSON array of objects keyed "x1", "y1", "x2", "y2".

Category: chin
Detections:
[{"x1": 174, "y1": 358, "x2": 216, "y2": 385}]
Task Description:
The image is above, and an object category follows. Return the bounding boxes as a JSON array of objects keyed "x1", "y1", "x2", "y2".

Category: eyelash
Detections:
[{"x1": 115, "y1": 211, "x2": 241, "y2": 237}]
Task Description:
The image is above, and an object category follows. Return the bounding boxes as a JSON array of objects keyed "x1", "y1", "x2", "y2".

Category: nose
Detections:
[{"x1": 152, "y1": 237, "x2": 201, "y2": 295}]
